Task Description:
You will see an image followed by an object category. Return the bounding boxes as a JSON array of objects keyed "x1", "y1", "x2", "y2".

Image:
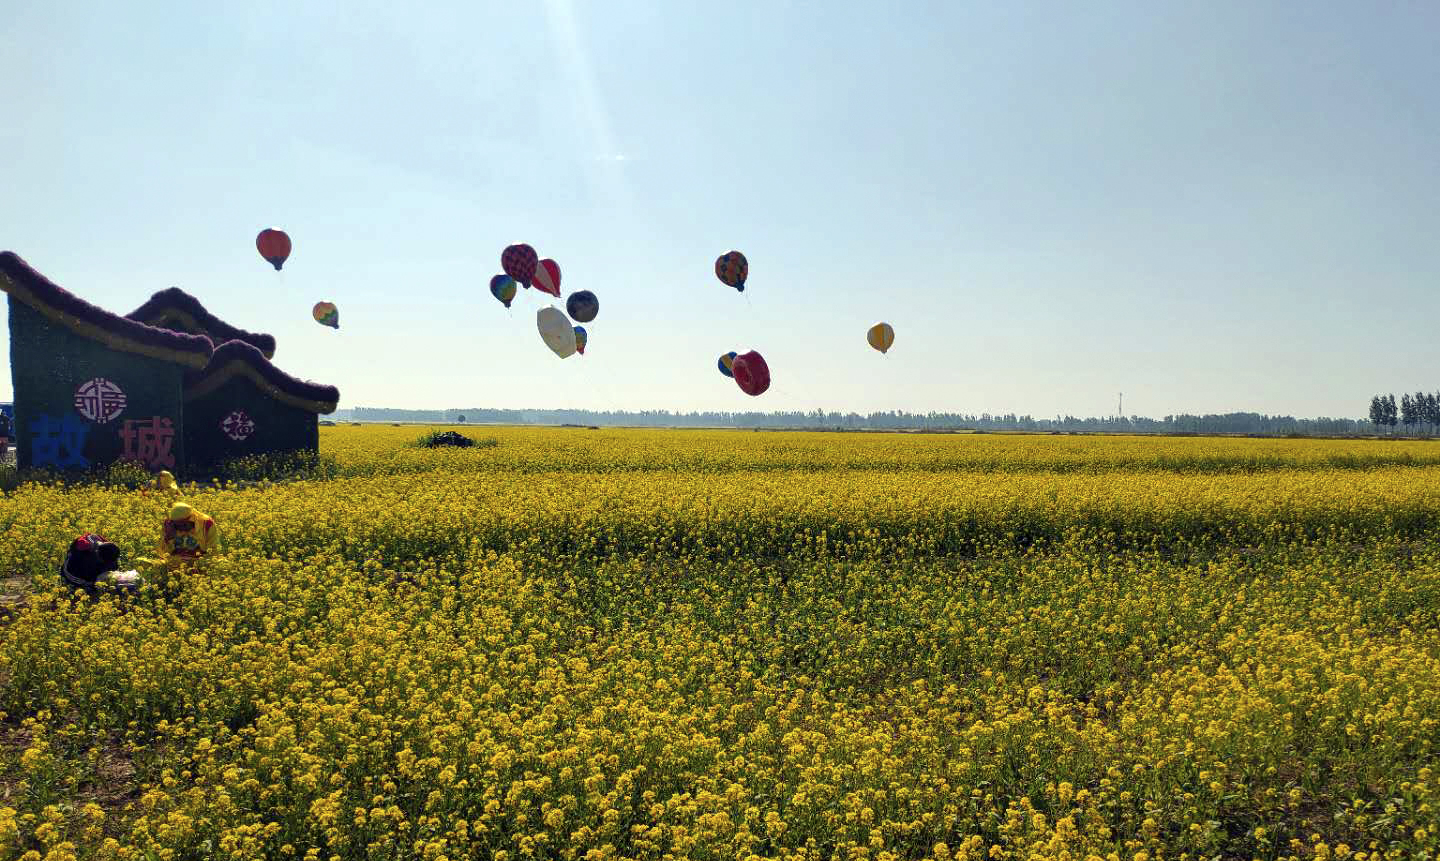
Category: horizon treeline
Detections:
[
  {"x1": 1368, "y1": 392, "x2": 1440, "y2": 433},
  {"x1": 338, "y1": 407, "x2": 1379, "y2": 436}
]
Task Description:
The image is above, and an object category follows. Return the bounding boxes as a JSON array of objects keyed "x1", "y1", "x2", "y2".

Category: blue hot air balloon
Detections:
[{"x1": 717, "y1": 351, "x2": 738, "y2": 378}]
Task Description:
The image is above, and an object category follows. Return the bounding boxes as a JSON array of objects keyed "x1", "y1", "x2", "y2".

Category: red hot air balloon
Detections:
[
  {"x1": 533, "y1": 259, "x2": 561, "y2": 297},
  {"x1": 731, "y1": 350, "x2": 771, "y2": 396},
  {"x1": 256, "y1": 229, "x2": 292, "y2": 270},
  {"x1": 501, "y1": 244, "x2": 539, "y2": 287}
]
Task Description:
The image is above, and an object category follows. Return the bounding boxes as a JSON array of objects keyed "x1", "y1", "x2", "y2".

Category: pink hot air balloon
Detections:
[
  {"x1": 533, "y1": 258, "x2": 561, "y2": 297},
  {"x1": 501, "y1": 243, "x2": 538, "y2": 287},
  {"x1": 731, "y1": 350, "x2": 771, "y2": 396}
]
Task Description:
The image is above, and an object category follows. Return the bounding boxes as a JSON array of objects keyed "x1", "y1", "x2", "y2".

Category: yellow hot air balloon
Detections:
[{"x1": 867, "y1": 322, "x2": 894, "y2": 354}]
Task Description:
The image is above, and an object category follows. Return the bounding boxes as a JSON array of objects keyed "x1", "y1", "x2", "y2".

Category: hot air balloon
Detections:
[
  {"x1": 715, "y1": 250, "x2": 748, "y2": 292},
  {"x1": 566, "y1": 290, "x2": 599, "y2": 323},
  {"x1": 490, "y1": 274, "x2": 517, "y2": 308},
  {"x1": 867, "y1": 322, "x2": 895, "y2": 354},
  {"x1": 731, "y1": 350, "x2": 770, "y2": 396},
  {"x1": 256, "y1": 228, "x2": 292, "y2": 270},
  {"x1": 717, "y1": 351, "x2": 738, "y2": 378},
  {"x1": 502, "y1": 243, "x2": 538, "y2": 287},
  {"x1": 533, "y1": 259, "x2": 562, "y2": 297},
  {"x1": 573, "y1": 326, "x2": 587, "y2": 355},
  {"x1": 312, "y1": 301, "x2": 339, "y2": 329},
  {"x1": 537, "y1": 307, "x2": 576, "y2": 358}
]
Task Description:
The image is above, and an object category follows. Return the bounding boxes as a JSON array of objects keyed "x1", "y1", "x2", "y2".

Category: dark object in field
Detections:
[
  {"x1": 60, "y1": 533, "x2": 121, "y2": 594},
  {"x1": 418, "y1": 430, "x2": 476, "y2": 448}
]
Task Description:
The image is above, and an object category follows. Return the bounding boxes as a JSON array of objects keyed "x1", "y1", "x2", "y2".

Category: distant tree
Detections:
[
  {"x1": 1385, "y1": 394, "x2": 1399, "y2": 428},
  {"x1": 1402, "y1": 394, "x2": 1416, "y2": 430},
  {"x1": 457, "y1": 414, "x2": 466, "y2": 424},
  {"x1": 1369, "y1": 396, "x2": 1385, "y2": 430}
]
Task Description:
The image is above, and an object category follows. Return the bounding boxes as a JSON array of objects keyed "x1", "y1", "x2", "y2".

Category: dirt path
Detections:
[{"x1": 0, "y1": 576, "x2": 27, "y2": 623}]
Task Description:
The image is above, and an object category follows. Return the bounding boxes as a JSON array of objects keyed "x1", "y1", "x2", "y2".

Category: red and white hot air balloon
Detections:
[{"x1": 533, "y1": 258, "x2": 561, "y2": 297}]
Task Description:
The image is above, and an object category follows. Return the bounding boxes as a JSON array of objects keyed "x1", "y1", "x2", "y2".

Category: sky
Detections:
[{"x1": 2, "y1": 1, "x2": 1437, "y2": 419}]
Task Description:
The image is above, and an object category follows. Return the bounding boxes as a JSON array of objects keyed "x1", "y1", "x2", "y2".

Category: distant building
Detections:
[{"x1": 0, "y1": 252, "x2": 338, "y2": 473}]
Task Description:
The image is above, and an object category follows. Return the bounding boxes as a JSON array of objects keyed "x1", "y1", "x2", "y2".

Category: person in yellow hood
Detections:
[
  {"x1": 154, "y1": 470, "x2": 181, "y2": 497},
  {"x1": 157, "y1": 501, "x2": 219, "y2": 562},
  {"x1": 130, "y1": 501, "x2": 220, "y2": 594}
]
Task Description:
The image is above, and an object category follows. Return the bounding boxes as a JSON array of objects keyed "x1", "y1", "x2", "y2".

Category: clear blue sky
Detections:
[{"x1": 3, "y1": 1, "x2": 1437, "y2": 418}]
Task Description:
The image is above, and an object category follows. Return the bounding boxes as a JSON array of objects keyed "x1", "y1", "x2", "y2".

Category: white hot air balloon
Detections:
[{"x1": 537, "y1": 307, "x2": 577, "y2": 358}]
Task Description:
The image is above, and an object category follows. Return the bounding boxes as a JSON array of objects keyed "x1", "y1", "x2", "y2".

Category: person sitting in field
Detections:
[
  {"x1": 152, "y1": 470, "x2": 181, "y2": 497},
  {"x1": 60, "y1": 533, "x2": 141, "y2": 595},
  {"x1": 156, "y1": 502, "x2": 219, "y2": 564},
  {"x1": 129, "y1": 502, "x2": 220, "y2": 593}
]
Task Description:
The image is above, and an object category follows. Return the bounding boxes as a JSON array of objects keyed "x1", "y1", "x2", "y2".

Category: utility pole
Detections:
[{"x1": 1117, "y1": 392, "x2": 1123, "y2": 419}]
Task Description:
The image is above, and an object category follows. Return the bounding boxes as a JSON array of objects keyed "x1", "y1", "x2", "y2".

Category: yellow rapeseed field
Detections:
[{"x1": 2, "y1": 427, "x2": 1439, "y2": 861}]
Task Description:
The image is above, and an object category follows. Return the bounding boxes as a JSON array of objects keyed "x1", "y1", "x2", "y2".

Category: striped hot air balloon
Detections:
[
  {"x1": 490, "y1": 275, "x2": 517, "y2": 308},
  {"x1": 533, "y1": 259, "x2": 561, "y2": 297},
  {"x1": 717, "y1": 351, "x2": 738, "y2": 378},
  {"x1": 312, "y1": 301, "x2": 339, "y2": 329}
]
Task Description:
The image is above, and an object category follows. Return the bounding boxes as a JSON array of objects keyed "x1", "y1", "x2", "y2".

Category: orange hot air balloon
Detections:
[{"x1": 867, "y1": 322, "x2": 895, "y2": 354}]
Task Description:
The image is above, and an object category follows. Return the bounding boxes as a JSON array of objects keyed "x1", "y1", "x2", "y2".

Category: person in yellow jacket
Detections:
[
  {"x1": 137, "y1": 500, "x2": 219, "y2": 565},
  {"x1": 154, "y1": 470, "x2": 181, "y2": 498},
  {"x1": 130, "y1": 501, "x2": 220, "y2": 594},
  {"x1": 157, "y1": 502, "x2": 219, "y2": 562}
]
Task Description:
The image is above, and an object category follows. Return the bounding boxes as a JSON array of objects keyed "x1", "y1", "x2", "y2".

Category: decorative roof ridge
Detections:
[
  {"x1": 185, "y1": 339, "x2": 339, "y2": 414},
  {"x1": 126, "y1": 286, "x2": 277, "y2": 359},
  {"x1": 0, "y1": 252, "x2": 214, "y2": 368}
]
